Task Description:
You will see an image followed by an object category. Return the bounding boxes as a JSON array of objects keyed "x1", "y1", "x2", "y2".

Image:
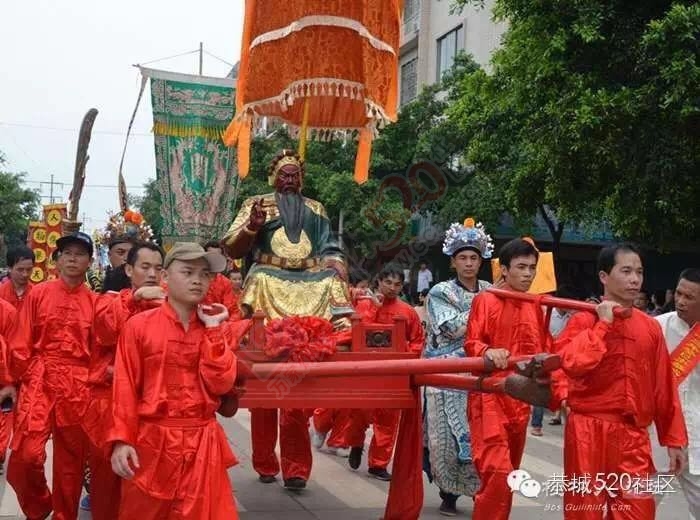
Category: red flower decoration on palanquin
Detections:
[{"x1": 264, "y1": 316, "x2": 337, "y2": 362}]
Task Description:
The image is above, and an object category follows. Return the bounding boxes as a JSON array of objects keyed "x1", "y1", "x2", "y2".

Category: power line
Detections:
[
  {"x1": 0, "y1": 121, "x2": 153, "y2": 137},
  {"x1": 23, "y1": 179, "x2": 147, "y2": 190}
]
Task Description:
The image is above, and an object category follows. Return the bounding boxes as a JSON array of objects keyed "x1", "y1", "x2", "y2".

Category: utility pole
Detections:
[
  {"x1": 199, "y1": 42, "x2": 203, "y2": 75},
  {"x1": 39, "y1": 174, "x2": 64, "y2": 203}
]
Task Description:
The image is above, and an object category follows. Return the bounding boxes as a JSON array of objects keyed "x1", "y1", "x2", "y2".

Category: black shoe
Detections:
[
  {"x1": 438, "y1": 491, "x2": 458, "y2": 516},
  {"x1": 258, "y1": 474, "x2": 277, "y2": 484},
  {"x1": 439, "y1": 500, "x2": 458, "y2": 516},
  {"x1": 283, "y1": 477, "x2": 307, "y2": 490},
  {"x1": 348, "y1": 446, "x2": 363, "y2": 470},
  {"x1": 368, "y1": 467, "x2": 392, "y2": 481}
]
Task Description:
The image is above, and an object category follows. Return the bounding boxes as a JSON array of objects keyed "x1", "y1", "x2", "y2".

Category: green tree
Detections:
[
  {"x1": 0, "y1": 162, "x2": 40, "y2": 265},
  {"x1": 135, "y1": 179, "x2": 164, "y2": 244},
  {"x1": 450, "y1": 0, "x2": 700, "y2": 248}
]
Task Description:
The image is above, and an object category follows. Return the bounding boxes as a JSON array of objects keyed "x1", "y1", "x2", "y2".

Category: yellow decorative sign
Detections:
[
  {"x1": 33, "y1": 228, "x2": 47, "y2": 244},
  {"x1": 47, "y1": 231, "x2": 61, "y2": 249},
  {"x1": 46, "y1": 209, "x2": 63, "y2": 227},
  {"x1": 30, "y1": 266, "x2": 45, "y2": 283},
  {"x1": 46, "y1": 256, "x2": 56, "y2": 269},
  {"x1": 33, "y1": 248, "x2": 47, "y2": 264}
]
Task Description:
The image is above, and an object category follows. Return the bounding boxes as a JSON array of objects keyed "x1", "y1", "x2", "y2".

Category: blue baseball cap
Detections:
[{"x1": 56, "y1": 231, "x2": 94, "y2": 257}]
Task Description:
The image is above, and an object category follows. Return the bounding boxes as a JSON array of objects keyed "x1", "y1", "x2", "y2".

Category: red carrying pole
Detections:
[
  {"x1": 413, "y1": 374, "x2": 506, "y2": 393},
  {"x1": 486, "y1": 287, "x2": 632, "y2": 318},
  {"x1": 243, "y1": 354, "x2": 540, "y2": 380}
]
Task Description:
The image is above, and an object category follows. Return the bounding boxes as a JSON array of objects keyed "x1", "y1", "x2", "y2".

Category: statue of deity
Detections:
[{"x1": 222, "y1": 150, "x2": 353, "y2": 323}]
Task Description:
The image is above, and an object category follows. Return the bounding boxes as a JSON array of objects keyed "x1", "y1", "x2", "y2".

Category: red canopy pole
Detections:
[{"x1": 486, "y1": 287, "x2": 632, "y2": 318}]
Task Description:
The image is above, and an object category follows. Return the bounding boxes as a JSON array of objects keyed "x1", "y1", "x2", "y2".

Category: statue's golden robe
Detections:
[{"x1": 224, "y1": 193, "x2": 352, "y2": 321}]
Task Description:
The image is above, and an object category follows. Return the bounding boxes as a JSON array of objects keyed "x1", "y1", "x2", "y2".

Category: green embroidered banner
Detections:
[{"x1": 148, "y1": 69, "x2": 237, "y2": 248}]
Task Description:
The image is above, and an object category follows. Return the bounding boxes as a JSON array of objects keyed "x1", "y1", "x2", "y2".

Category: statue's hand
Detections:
[
  {"x1": 324, "y1": 259, "x2": 347, "y2": 282},
  {"x1": 248, "y1": 198, "x2": 267, "y2": 231}
]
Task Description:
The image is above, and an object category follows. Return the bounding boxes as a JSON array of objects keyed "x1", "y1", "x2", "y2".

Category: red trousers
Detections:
[
  {"x1": 346, "y1": 409, "x2": 400, "y2": 470},
  {"x1": 89, "y1": 443, "x2": 121, "y2": 520},
  {"x1": 0, "y1": 410, "x2": 13, "y2": 462},
  {"x1": 468, "y1": 394, "x2": 528, "y2": 520},
  {"x1": 82, "y1": 389, "x2": 120, "y2": 520},
  {"x1": 8, "y1": 420, "x2": 89, "y2": 520},
  {"x1": 251, "y1": 408, "x2": 312, "y2": 480},
  {"x1": 312, "y1": 408, "x2": 351, "y2": 448},
  {"x1": 119, "y1": 475, "x2": 238, "y2": 520},
  {"x1": 564, "y1": 412, "x2": 656, "y2": 519}
]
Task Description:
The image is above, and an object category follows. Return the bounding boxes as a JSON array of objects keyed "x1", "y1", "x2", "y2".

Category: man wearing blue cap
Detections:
[{"x1": 7, "y1": 231, "x2": 97, "y2": 520}]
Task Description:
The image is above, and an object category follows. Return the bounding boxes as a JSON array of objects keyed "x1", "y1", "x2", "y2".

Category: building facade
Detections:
[{"x1": 399, "y1": 0, "x2": 506, "y2": 106}]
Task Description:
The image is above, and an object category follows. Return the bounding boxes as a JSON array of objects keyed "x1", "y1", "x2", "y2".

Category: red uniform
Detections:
[
  {"x1": 0, "y1": 280, "x2": 28, "y2": 466},
  {"x1": 251, "y1": 408, "x2": 313, "y2": 481},
  {"x1": 7, "y1": 279, "x2": 96, "y2": 520},
  {"x1": 204, "y1": 273, "x2": 241, "y2": 321},
  {"x1": 556, "y1": 309, "x2": 688, "y2": 519},
  {"x1": 0, "y1": 278, "x2": 32, "y2": 310},
  {"x1": 0, "y1": 298, "x2": 17, "y2": 385},
  {"x1": 108, "y1": 302, "x2": 239, "y2": 519},
  {"x1": 345, "y1": 297, "x2": 425, "y2": 470},
  {"x1": 464, "y1": 291, "x2": 563, "y2": 520},
  {"x1": 312, "y1": 408, "x2": 351, "y2": 449},
  {"x1": 82, "y1": 289, "x2": 161, "y2": 520}
]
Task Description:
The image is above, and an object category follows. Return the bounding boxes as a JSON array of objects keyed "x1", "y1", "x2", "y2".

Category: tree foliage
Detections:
[
  {"x1": 0, "y1": 158, "x2": 40, "y2": 264},
  {"x1": 449, "y1": 0, "x2": 700, "y2": 247},
  {"x1": 135, "y1": 179, "x2": 164, "y2": 245}
]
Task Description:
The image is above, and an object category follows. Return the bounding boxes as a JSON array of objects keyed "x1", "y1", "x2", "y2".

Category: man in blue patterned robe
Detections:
[{"x1": 423, "y1": 218, "x2": 494, "y2": 516}]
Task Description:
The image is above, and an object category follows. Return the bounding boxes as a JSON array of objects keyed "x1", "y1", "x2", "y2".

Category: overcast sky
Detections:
[{"x1": 0, "y1": 1, "x2": 244, "y2": 235}]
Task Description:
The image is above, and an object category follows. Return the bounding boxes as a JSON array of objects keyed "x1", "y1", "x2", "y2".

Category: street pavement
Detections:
[{"x1": 0, "y1": 409, "x2": 690, "y2": 519}]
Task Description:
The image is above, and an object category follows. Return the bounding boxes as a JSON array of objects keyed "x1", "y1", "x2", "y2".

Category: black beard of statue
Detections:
[{"x1": 276, "y1": 191, "x2": 305, "y2": 243}]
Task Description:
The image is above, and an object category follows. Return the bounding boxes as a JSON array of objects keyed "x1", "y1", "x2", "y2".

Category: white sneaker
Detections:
[
  {"x1": 331, "y1": 447, "x2": 351, "y2": 458},
  {"x1": 310, "y1": 424, "x2": 327, "y2": 450}
]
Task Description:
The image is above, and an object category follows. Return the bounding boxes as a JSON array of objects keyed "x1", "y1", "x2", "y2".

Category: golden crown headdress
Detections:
[{"x1": 268, "y1": 150, "x2": 304, "y2": 186}]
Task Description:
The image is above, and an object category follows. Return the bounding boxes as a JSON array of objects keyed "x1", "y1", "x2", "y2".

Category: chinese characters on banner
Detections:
[
  {"x1": 25, "y1": 203, "x2": 68, "y2": 282},
  {"x1": 27, "y1": 221, "x2": 48, "y2": 283}
]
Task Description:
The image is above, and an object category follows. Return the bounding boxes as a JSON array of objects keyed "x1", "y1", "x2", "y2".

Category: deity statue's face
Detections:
[{"x1": 274, "y1": 164, "x2": 302, "y2": 194}]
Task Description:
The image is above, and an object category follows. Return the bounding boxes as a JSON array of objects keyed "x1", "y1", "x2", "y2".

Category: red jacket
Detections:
[
  {"x1": 556, "y1": 308, "x2": 687, "y2": 447},
  {"x1": 355, "y1": 297, "x2": 425, "y2": 353},
  {"x1": 0, "y1": 279, "x2": 32, "y2": 312}
]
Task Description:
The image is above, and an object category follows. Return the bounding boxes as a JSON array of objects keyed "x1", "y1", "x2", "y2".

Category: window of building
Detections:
[
  {"x1": 400, "y1": 58, "x2": 418, "y2": 106},
  {"x1": 436, "y1": 25, "x2": 464, "y2": 81},
  {"x1": 404, "y1": 0, "x2": 419, "y2": 24}
]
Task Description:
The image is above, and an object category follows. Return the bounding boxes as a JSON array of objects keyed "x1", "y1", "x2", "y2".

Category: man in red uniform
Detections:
[
  {"x1": 465, "y1": 237, "x2": 563, "y2": 519},
  {"x1": 0, "y1": 246, "x2": 35, "y2": 308},
  {"x1": 556, "y1": 243, "x2": 687, "y2": 519},
  {"x1": 203, "y1": 240, "x2": 240, "y2": 320},
  {"x1": 0, "y1": 246, "x2": 34, "y2": 473},
  {"x1": 109, "y1": 242, "x2": 240, "y2": 519},
  {"x1": 84, "y1": 241, "x2": 165, "y2": 520},
  {"x1": 346, "y1": 264, "x2": 425, "y2": 480},
  {"x1": 8, "y1": 231, "x2": 97, "y2": 520}
]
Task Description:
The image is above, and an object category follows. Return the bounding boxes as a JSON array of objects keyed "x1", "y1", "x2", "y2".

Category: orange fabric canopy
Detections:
[{"x1": 224, "y1": 0, "x2": 402, "y2": 183}]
